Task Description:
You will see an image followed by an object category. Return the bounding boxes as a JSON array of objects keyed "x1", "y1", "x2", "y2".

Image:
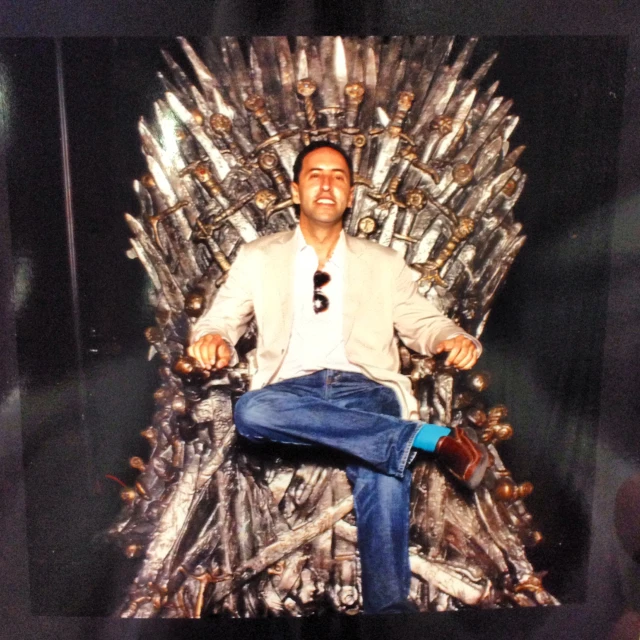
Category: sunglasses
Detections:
[{"x1": 313, "y1": 270, "x2": 331, "y2": 313}]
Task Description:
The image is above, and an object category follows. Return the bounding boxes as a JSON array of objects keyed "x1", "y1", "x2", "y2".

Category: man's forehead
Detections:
[{"x1": 301, "y1": 147, "x2": 350, "y2": 172}]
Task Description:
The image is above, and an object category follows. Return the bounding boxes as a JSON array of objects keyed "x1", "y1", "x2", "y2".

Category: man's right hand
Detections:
[{"x1": 187, "y1": 333, "x2": 231, "y2": 370}]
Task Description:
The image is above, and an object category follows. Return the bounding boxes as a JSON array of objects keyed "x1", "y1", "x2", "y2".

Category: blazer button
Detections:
[{"x1": 280, "y1": 348, "x2": 285, "y2": 354}]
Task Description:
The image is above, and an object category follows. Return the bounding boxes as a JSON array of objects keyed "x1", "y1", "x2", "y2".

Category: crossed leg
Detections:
[{"x1": 234, "y1": 370, "x2": 420, "y2": 613}]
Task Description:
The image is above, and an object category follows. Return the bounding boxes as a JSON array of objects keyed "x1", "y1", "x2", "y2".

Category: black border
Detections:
[{"x1": 1, "y1": 4, "x2": 640, "y2": 639}]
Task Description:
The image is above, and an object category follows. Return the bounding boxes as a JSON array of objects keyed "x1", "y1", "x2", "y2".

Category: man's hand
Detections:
[
  {"x1": 435, "y1": 335, "x2": 479, "y2": 370},
  {"x1": 187, "y1": 333, "x2": 231, "y2": 371}
]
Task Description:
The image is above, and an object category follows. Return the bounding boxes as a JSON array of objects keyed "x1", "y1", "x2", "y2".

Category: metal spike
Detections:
[
  {"x1": 481, "y1": 96, "x2": 505, "y2": 123},
  {"x1": 161, "y1": 48, "x2": 195, "y2": 101},
  {"x1": 450, "y1": 37, "x2": 478, "y2": 77},
  {"x1": 177, "y1": 38, "x2": 219, "y2": 104},
  {"x1": 307, "y1": 41, "x2": 324, "y2": 92},
  {"x1": 358, "y1": 43, "x2": 378, "y2": 127},
  {"x1": 249, "y1": 44, "x2": 265, "y2": 98},
  {"x1": 274, "y1": 36, "x2": 300, "y2": 127},
  {"x1": 319, "y1": 36, "x2": 339, "y2": 109},
  {"x1": 469, "y1": 51, "x2": 498, "y2": 87},
  {"x1": 344, "y1": 37, "x2": 362, "y2": 82},
  {"x1": 145, "y1": 155, "x2": 200, "y2": 280},
  {"x1": 351, "y1": 51, "x2": 364, "y2": 85},
  {"x1": 334, "y1": 36, "x2": 348, "y2": 106},
  {"x1": 253, "y1": 38, "x2": 285, "y2": 123},
  {"x1": 409, "y1": 37, "x2": 457, "y2": 137},
  {"x1": 128, "y1": 237, "x2": 161, "y2": 290},
  {"x1": 458, "y1": 167, "x2": 517, "y2": 221},
  {"x1": 470, "y1": 80, "x2": 500, "y2": 125},
  {"x1": 456, "y1": 98, "x2": 513, "y2": 165},
  {"x1": 501, "y1": 144, "x2": 526, "y2": 171},
  {"x1": 191, "y1": 83, "x2": 216, "y2": 122},
  {"x1": 375, "y1": 36, "x2": 404, "y2": 110},
  {"x1": 501, "y1": 115, "x2": 519, "y2": 141},
  {"x1": 156, "y1": 71, "x2": 187, "y2": 108},
  {"x1": 473, "y1": 135, "x2": 504, "y2": 182},
  {"x1": 376, "y1": 107, "x2": 390, "y2": 128},
  {"x1": 212, "y1": 86, "x2": 236, "y2": 121},
  {"x1": 378, "y1": 204, "x2": 398, "y2": 247},
  {"x1": 432, "y1": 87, "x2": 477, "y2": 161},
  {"x1": 223, "y1": 37, "x2": 253, "y2": 107},
  {"x1": 125, "y1": 213, "x2": 184, "y2": 312},
  {"x1": 296, "y1": 47, "x2": 309, "y2": 81},
  {"x1": 165, "y1": 91, "x2": 230, "y2": 182}
]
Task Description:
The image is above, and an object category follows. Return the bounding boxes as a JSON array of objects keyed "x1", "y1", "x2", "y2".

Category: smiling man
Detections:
[{"x1": 188, "y1": 140, "x2": 487, "y2": 614}]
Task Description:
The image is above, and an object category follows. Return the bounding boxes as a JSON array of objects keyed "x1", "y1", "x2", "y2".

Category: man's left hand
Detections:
[{"x1": 435, "y1": 335, "x2": 480, "y2": 370}]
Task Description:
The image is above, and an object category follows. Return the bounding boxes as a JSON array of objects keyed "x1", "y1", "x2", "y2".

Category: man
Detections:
[{"x1": 188, "y1": 141, "x2": 487, "y2": 614}]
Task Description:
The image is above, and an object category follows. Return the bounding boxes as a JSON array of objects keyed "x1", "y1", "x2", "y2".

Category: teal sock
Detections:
[{"x1": 412, "y1": 424, "x2": 451, "y2": 453}]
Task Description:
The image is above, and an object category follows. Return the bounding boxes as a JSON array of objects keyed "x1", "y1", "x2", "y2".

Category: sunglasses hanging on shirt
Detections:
[{"x1": 313, "y1": 270, "x2": 331, "y2": 313}]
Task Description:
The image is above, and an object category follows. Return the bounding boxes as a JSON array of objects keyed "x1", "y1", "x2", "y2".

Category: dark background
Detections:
[{"x1": 1, "y1": 5, "x2": 640, "y2": 640}]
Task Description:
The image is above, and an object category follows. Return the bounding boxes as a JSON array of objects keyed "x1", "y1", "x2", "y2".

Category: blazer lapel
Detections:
[
  {"x1": 343, "y1": 234, "x2": 367, "y2": 344},
  {"x1": 269, "y1": 229, "x2": 297, "y2": 338}
]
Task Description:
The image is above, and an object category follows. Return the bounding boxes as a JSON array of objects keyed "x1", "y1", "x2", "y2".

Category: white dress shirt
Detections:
[{"x1": 277, "y1": 227, "x2": 362, "y2": 381}]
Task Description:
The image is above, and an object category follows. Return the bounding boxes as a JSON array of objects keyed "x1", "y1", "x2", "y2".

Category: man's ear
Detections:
[
  {"x1": 347, "y1": 185, "x2": 354, "y2": 208},
  {"x1": 291, "y1": 181, "x2": 300, "y2": 205}
]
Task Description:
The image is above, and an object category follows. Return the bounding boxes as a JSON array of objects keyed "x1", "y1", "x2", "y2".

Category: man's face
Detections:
[{"x1": 291, "y1": 147, "x2": 354, "y2": 227}]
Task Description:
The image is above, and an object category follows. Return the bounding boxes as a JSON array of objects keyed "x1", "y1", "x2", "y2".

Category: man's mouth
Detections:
[{"x1": 316, "y1": 198, "x2": 336, "y2": 204}]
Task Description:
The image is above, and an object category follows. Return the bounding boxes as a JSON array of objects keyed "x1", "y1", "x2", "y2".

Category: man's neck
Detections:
[{"x1": 299, "y1": 219, "x2": 343, "y2": 269}]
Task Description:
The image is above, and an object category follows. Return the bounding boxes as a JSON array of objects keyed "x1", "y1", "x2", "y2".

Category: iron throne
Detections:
[{"x1": 108, "y1": 36, "x2": 559, "y2": 617}]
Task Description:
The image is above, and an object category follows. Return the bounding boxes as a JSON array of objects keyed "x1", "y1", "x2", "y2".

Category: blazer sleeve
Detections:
[
  {"x1": 190, "y1": 243, "x2": 255, "y2": 347},
  {"x1": 391, "y1": 252, "x2": 482, "y2": 356}
]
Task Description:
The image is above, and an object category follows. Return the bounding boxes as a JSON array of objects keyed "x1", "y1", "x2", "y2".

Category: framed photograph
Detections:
[{"x1": 1, "y1": 10, "x2": 639, "y2": 640}]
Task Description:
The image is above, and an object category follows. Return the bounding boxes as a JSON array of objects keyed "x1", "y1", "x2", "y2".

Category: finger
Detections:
[
  {"x1": 466, "y1": 348, "x2": 480, "y2": 369},
  {"x1": 200, "y1": 341, "x2": 215, "y2": 369},
  {"x1": 204, "y1": 338, "x2": 221, "y2": 369},
  {"x1": 453, "y1": 340, "x2": 476, "y2": 366},
  {"x1": 457, "y1": 349, "x2": 477, "y2": 370},
  {"x1": 449, "y1": 346, "x2": 470, "y2": 368},
  {"x1": 215, "y1": 341, "x2": 231, "y2": 369},
  {"x1": 457, "y1": 352, "x2": 474, "y2": 370},
  {"x1": 436, "y1": 339, "x2": 452, "y2": 354},
  {"x1": 216, "y1": 356, "x2": 230, "y2": 369},
  {"x1": 192, "y1": 337, "x2": 210, "y2": 369},
  {"x1": 445, "y1": 344, "x2": 463, "y2": 366},
  {"x1": 189, "y1": 340, "x2": 206, "y2": 368}
]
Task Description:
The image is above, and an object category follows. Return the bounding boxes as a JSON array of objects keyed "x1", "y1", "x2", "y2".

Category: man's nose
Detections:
[{"x1": 320, "y1": 174, "x2": 331, "y2": 189}]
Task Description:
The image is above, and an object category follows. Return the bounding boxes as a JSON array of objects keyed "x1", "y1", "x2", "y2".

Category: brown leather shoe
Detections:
[{"x1": 435, "y1": 427, "x2": 489, "y2": 489}]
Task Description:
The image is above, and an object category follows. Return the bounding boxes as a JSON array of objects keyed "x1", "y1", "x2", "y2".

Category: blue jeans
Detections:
[{"x1": 234, "y1": 369, "x2": 423, "y2": 614}]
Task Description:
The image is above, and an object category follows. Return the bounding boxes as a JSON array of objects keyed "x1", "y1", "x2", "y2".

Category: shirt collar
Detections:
[{"x1": 295, "y1": 226, "x2": 346, "y2": 270}]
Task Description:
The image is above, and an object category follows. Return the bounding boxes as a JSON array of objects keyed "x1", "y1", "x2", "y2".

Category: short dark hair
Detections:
[{"x1": 292, "y1": 140, "x2": 354, "y2": 185}]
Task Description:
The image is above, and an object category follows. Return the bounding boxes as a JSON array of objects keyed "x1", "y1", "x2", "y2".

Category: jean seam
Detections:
[{"x1": 398, "y1": 422, "x2": 423, "y2": 476}]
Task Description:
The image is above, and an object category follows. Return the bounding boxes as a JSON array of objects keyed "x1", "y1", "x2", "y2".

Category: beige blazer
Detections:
[{"x1": 192, "y1": 229, "x2": 477, "y2": 420}]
